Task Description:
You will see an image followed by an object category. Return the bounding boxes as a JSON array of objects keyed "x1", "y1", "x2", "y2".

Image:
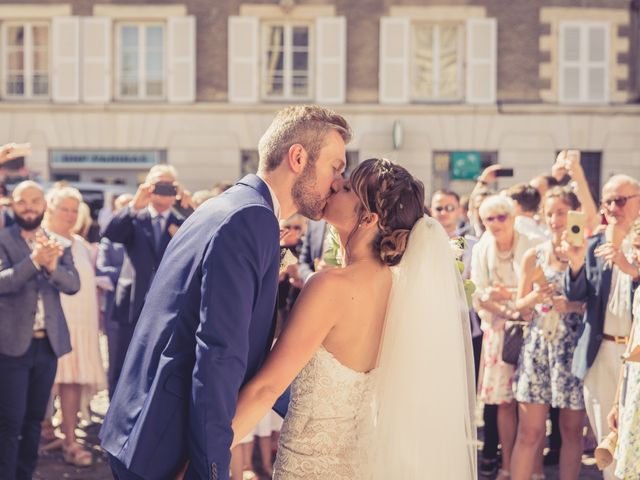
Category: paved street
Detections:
[{"x1": 34, "y1": 391, "x2": 603, "y2": 480}]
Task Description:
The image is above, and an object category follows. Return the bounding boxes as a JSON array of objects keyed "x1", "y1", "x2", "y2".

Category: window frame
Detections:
[
  {"x1": 410, "y1": 21, "x2": 465, "y2": 103},
  {"x1": 1, "y1": 20, "x2": 51, "y2": 100},
  {"x1": 115, "y1": 21, "x2": 167, "y2": 101},
  {"x1": 260, "y1": 20, "x2": 314, "y2": 102},
  {"x1": 558, "y1": 21, "x2": 610, "y2": 105}
]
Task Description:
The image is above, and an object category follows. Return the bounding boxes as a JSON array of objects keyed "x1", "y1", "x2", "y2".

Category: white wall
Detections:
[{"x1": 1, "y1": 105, "x2": 638, "y2": 192}]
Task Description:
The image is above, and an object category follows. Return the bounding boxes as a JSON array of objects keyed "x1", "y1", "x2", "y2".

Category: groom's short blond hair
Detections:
[{"x1": 258, "y1": 105, "x2": 352, "y2": 172}]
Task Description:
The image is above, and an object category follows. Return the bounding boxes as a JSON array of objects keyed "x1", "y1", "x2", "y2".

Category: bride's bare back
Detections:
[{"x1": 320, "y1": 262, "x2": 392, "y2": 373}]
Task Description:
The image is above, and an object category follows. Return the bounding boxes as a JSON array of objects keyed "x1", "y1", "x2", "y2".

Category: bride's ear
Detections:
[{"x1": 360, "y1": 212, "x2": 379, "y2": 229}]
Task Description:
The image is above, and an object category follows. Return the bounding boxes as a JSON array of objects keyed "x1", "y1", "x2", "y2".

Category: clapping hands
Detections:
[{"x1": 30, "y1": 233, "x2": 64, "y2": 273}]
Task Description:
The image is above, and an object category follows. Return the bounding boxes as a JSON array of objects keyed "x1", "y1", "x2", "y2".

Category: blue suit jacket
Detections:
[
  {"x1": 102, "y1": 205, "x2": 184, "y2": 324},
  {"x1": 95, "y1": 237, "x2": 126, "y2": 323},
  {"x1": 565, "y1": 232, "x2": 640, "y2": 379},
  {"x1": 100, "y1": 175, "x2": 283, "y2": 480},
  {"x1": 297, "y1": 219, "x2": 327, "y2": 282}
]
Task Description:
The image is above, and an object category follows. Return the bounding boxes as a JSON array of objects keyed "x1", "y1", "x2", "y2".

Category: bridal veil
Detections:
[{"x1": 370, "y1": 215, "x2": 477, "y2": 479}]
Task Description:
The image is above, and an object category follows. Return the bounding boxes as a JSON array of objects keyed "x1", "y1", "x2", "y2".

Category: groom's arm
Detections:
[{"x1": 192, "y1": 205, "x2": 279, "y2": 479}]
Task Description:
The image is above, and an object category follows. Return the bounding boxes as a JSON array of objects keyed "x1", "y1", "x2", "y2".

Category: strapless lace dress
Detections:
[{"x1": 273, "y1": 345, "x2": 377, "y2": 480}]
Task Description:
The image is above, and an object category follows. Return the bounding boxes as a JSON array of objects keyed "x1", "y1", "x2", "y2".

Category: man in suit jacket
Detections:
[
  {"x1": 101, "y1": 167, "x2": 187, "y2": 400},
  {"x1": 297, "y1": 219, "x2": 328, "y2": 282},
  {"x1": 101, "y1": 105, "x2": 352, "y2": 480},
  {"x1": 0, "y1": 181, "x2": 80, "y2": 479},
  {"x1": 96, "y1": 236, "x2": 127, "y2": 397},
  {"x1": 564, "y1": 175, "x2": 640, "y2": 480}
]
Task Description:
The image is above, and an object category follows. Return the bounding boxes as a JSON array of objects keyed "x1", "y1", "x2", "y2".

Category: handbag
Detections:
[{"x1": 502, "y1": 320, "x2": 528, "y2": 365}]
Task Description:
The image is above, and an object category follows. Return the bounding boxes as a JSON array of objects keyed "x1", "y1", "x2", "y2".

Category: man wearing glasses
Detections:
[
  {"x1": 430, "y1": 190, "x2": 467, "y2": 238},
  {"x1": 564, "y1": 174, "x2": 640, "y2": 480}
]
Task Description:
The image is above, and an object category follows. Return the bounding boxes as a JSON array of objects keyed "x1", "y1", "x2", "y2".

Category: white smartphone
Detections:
[{"x1": 567, "y1": 211, "x2": 586, "y2": 247}]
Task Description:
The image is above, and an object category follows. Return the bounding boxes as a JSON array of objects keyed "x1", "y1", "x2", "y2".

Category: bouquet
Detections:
[{"x1": 450, "y1": 236, "x2": 476, "y2": 306}]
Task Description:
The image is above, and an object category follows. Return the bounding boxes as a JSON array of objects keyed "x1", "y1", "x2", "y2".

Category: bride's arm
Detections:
[{"x1": 230, "y1": 270, "x2": 343, "y2": 448}]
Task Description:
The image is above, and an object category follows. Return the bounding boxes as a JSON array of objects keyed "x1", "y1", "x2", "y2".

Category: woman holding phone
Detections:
[{"x1": 510, "y1": 187, "x2": 588, "y2": 480}]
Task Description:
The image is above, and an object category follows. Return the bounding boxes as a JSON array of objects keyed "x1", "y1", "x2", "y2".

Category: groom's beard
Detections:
[{"x1": 292, "y1": 163, "x2": 325, "y2": 220}]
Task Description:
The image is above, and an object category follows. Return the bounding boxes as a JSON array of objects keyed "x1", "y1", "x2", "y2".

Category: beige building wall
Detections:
[{"x1": 2, "y1": 103, "x2": 638, "y2": 192}]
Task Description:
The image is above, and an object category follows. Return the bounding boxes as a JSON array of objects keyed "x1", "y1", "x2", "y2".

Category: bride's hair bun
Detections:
[
  {"x1": 349, "y1": 158, "x2": 425, "y2": 266},
  {"x1": 379, "y1": 228, "x2": 411, "y2": 266}
]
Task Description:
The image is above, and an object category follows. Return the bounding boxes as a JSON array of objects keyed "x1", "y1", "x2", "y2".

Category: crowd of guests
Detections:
[
  {"x1": 2, "y1": 140, "x2": 640, "y2": 480},
  {"x1": 429, "y1": 151, "x2": 640, "y2": 480}
]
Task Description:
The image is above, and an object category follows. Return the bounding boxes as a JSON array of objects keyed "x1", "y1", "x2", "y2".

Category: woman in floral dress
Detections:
[{"x1": 510, "y1": 188, "x2": 587, "y2": 480}]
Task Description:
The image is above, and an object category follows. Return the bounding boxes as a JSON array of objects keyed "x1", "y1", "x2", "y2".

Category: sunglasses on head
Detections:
[
  {"x1": 601, "y1": 194, "x2": 640, "y2": 209},
  {"x1": 434, "y1": 205, "x2": 457, "y2": 213},
  {"x1": 483, "y1": 214, "x2": 509, "y2": 224}
]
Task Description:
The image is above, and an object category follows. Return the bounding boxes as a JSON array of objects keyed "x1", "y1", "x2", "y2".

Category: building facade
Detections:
[{"x1": 0, "y1": 0, "x2": 638, "y2": 197}]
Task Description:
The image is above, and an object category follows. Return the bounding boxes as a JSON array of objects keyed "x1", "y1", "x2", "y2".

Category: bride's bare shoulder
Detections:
[{"x1": 302, "y1": 268, "x2": 354, "y2": 298}]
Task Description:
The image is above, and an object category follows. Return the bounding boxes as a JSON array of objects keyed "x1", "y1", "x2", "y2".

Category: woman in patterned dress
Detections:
[
  {"x1": 608, "y1": 221, "x2": 640, "y2": 480},
  {"x1": 472, "y1": 195, "x2": 544, "y2": 479},
  {"x1": 510, "y1": 188, "x2": 587, "y2": 480}
]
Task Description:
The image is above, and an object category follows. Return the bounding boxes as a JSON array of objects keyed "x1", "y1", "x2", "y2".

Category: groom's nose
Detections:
[{"x1": 330, "y1": 178, "x2": 346, "y2": 194}]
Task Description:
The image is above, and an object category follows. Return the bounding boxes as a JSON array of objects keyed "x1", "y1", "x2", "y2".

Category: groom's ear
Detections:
[{"x1": 287, "y1": 144, "x2": 307, "y2": 174}]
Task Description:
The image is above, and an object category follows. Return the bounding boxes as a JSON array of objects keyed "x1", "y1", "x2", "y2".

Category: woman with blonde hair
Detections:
[
  {"x1": 472, "y1": 194, "x2": 544, "y2": 479},
  {"x1": 44, "y1": 187, "x2": 106, "y2": 466}
]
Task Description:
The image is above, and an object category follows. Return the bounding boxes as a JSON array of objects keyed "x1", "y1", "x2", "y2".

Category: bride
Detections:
[{"x1": 231, "y1": 158, "x2": 477, "y2": 479}]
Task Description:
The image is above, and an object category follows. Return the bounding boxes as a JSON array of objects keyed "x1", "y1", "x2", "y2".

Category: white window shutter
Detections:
[
  {"x1": 52, "y1": 16, "x2": 80, "y2": 103},
  {"x1": 466, "y1": 17, "x2": 497, "y2": 104},
  {"x1": 559, "y1": 24, "x2": 581, "y2": 103},
  {"x1": 228, "y1": 16, "x2": 259, "y2": 103},
  {"x1": 168, "y1": 16, "x2": 196, "y2": 103},
  {"x1": 586, "y1": 23, "x2": 608, "y2": 103},
  {"x1": 81, "y1": 17, "x2": 111, "y2": 103},
  {"x1": 379, "y1": 17, "x2": 409, "y2": 104},
  {"x1": 315, "y1": 16, "x2": 346, "y2": 104}
]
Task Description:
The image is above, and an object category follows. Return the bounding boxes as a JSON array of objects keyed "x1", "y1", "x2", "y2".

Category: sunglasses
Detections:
[
  {"x1": 601, "y1": 194, "x2": 640, "y2": 209},
  {"x1": 483, "y1": 214, "x2": 509, "y2": 224},
  {"x1": 433, "y1": 205, "x2": 457, "y2": 213}
]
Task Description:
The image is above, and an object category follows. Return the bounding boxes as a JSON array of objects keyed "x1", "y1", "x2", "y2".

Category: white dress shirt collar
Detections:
[{"x1": 257, "y1": 175, "x2": 281, "y2": 220}]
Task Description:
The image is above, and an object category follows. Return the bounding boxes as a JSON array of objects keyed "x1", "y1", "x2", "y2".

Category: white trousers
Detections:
[{"x1": 583, "y1": 340, "x2": 626, "y2": 480}]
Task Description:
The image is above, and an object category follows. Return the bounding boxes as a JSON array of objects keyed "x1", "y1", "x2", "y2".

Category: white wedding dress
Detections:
[
  {"x1": 273, "y1": 217, "x2": 477, "y2": 480},
  {"x1": 273, "y1": 345, "x2": 376, "y2": 480}
]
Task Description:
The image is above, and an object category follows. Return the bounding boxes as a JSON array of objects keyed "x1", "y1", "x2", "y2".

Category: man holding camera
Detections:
[
  {"x1": 563, "y1": 174, "x2": 640, "y2": 480},
  {"x1": 102, "y1": 165, "x2": 188, "y2": 392}
]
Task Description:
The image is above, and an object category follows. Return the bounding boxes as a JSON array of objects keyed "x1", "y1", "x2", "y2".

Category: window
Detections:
[
  {"x1": 431, "y1": 151, "x2": 498, "y2": 194},
  {"x1": 116, "y1": 23, "x2": 165, "y2": 100},
  {"x1": 559, "y1": 22, "x2": 609, "y2": 104},
  {"x1": 411, "y1": 23, "x2": 463, "y2": 101},
  {"x1": 2, "y1": 22, "x2": 50, "y2": 99},
  {"x1": 262, "y1": 22, "x2": 312, "y2": 101}
]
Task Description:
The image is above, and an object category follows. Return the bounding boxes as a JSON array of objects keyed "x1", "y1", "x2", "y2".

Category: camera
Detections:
[
  {"x1": 153, "y1": 182, "x2": 178, "y2": 197},
  {"x1": 566, "y1": 211, "x2": 586, "y2": 247}
]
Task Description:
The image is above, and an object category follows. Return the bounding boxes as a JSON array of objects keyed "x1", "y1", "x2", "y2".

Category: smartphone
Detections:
[
  {"x1": 566, "y1": 149, "x2": 580, "y2": 164},
  {"x1": 605, "y1": 223, "x2": 625, "y2": 248},
  {"x1": 2, "y1": 156, "x2": 25, "y2": 170},
  {"x1": 567, "y1": 210, "x2": 586, "y2": 247},
  {"x1": 8, "y1": 143, "x2": 32, "y2": 159},
  {"x1": 495, "y1": 168, "x2": 514, "y2": 177},
  {"x1": 153, "y1": 182, "x2": 177, "y2": 196}
]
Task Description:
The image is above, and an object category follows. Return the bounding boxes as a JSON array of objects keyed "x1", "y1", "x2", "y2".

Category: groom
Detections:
[{"x1": 100, "y1": 105, "x2": 351, "y2": 480}]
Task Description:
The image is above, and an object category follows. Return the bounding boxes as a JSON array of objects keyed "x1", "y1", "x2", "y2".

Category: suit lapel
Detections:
[
  {"x1": 158, "y1": 212, "x2": 180, "y2": 256},
  {"x1": 9, "y1": 226, "x2": 34, "y2": 260},
  {"x1": 139, "y1": 210, "x2": 158, "y2": 259}
]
